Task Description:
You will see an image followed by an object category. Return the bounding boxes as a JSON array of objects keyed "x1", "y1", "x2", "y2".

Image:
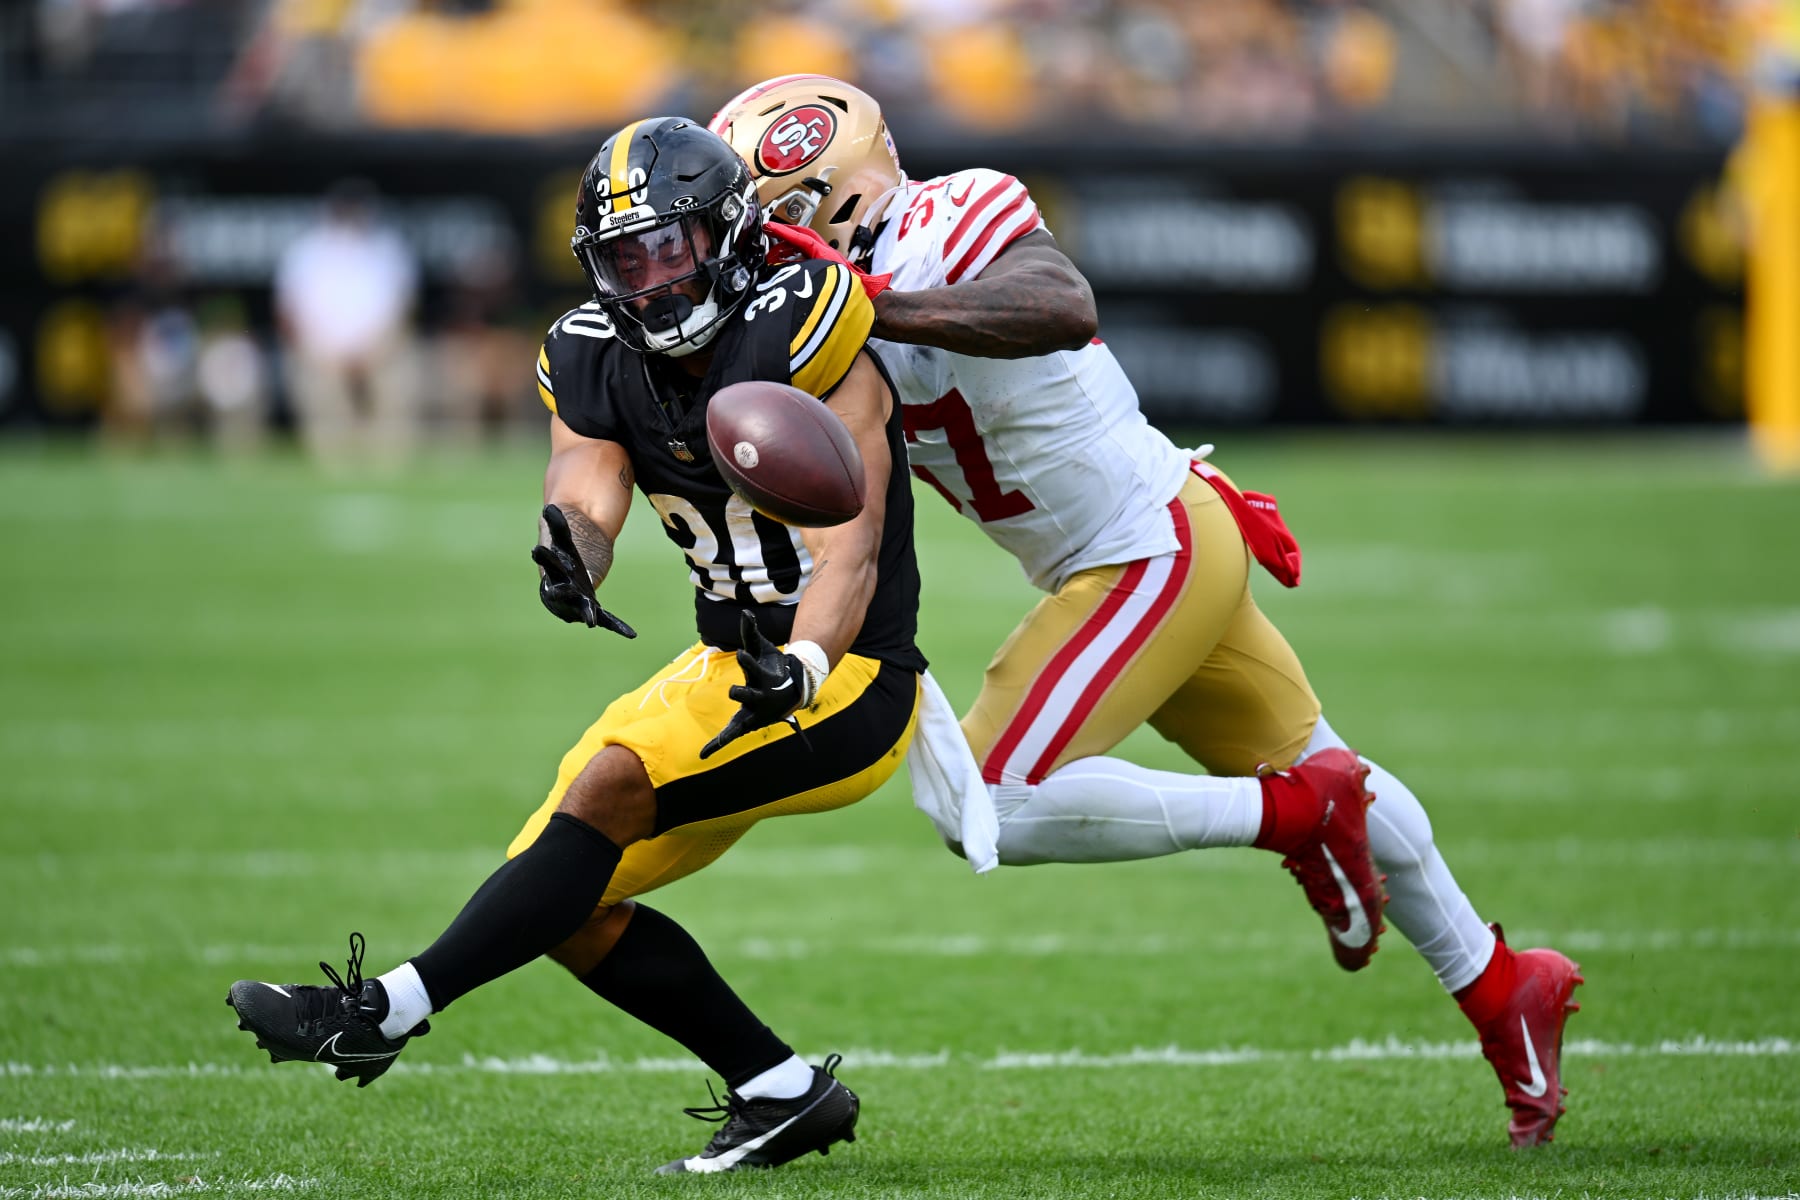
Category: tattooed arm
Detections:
[
  {"x1": 542, "y1": 415, "x2": 634, "y2": 586},
  {"x1": 869, "y1": 231, "x2": 1098, "y2": 359}
]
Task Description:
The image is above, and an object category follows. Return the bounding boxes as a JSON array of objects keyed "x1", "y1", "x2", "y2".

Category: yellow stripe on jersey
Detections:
[
  {"x1": 608, "y1": 119, "x2": 647, "y2": 214},
  {"x1": 787, "y1": 261, "x2": 841, "y2": 362},
  {"x1": 789, "y1": 264, "x2": 874, "y2": 398},
  {"x1": 536, "y1": 344, "x2": 557, "y2": 414}
]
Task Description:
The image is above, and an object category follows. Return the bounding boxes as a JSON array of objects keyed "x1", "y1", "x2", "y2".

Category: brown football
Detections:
[{"x1": 705, "y1": 381, "x2": 866, "y2": 527}]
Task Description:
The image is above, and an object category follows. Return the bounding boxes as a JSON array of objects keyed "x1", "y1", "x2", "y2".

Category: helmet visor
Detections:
[{"x1": 581, "y1": 215, "x2": 715, "y2": 302}]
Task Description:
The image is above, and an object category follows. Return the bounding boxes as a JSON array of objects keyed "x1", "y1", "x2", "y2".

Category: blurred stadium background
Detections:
[
  {"x1": 2, "y1": 0, "x2": 1798, "y2": 456},
  {"x1": 5, "y1": 6, "x2": 1800, "y2": 1196}
]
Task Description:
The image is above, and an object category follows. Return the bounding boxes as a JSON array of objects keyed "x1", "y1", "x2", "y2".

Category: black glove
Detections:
[
  {"x1": 531, "y1": 504, "x2": 637, "y2": 638},
  {"x1": 699, "y1": 611, "x2": 817, "y2": 760}
]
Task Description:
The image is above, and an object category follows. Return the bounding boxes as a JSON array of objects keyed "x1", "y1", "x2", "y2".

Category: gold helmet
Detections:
[{"x1": 708, "y1": 74, "x2": 904, "y2": 261}]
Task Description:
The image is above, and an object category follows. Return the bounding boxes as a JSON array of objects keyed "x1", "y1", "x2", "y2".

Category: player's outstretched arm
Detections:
[
  {"x1": 789, "y1": 351, "x2": 893, "y2": 665},
  {"x1": 872, "y1": 230, "x2": 1098, "y2": 360},
  {"x1": 698, "y1": 352, "x2": 894, "y2": 760},
  {"x1": 533, "y1": 416, "x2": 638, "y2": 637}
]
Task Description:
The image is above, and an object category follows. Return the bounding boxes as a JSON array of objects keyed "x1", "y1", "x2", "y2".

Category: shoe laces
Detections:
[
  {"x1": 294, "y1": 932, "x2": 369, "y2": 1026},
  {"x1": 682, "y1": 1080, "x2": 749, "y2": 1127},
  {"x1": 680, "y1": 1054, "x2": 842, "y2": 1130}
]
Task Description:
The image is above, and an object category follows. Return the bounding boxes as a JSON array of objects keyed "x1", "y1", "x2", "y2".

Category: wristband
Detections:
[{"x1": 787, "y1": 640, "x2": 830, "y2": 708}]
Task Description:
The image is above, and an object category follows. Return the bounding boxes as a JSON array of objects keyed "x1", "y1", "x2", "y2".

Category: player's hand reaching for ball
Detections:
[
  {"x1": 699, "y1": 612, "x2": 828, "y2": 759},
  {"x1": 532, "y1": 504, "x2": 636, "y2": 638}
]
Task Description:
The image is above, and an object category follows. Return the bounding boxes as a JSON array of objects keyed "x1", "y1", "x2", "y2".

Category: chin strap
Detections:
[{"x1": 645, "y1": 296, "x2": 725, "y2": 357}]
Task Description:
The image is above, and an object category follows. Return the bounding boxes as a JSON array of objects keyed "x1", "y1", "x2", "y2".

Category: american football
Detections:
[{"x1": 705, "y1": 380, "x2": 866, "y2": 527}]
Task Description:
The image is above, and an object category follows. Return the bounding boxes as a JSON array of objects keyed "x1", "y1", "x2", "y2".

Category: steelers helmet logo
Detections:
[{"x1": 756, "y1": 106, "x2": 838, "y2": 176}]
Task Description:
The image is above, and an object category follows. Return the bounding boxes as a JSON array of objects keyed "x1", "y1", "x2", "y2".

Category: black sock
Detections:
[
  {"x1": 413, "y1": 812, "x2": 622, "y2": 1009},
  {"x1": 579, "y1": 903, "x2": 792, "y2": 1090}
]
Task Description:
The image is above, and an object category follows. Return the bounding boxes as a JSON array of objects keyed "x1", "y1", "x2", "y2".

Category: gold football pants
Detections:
[
  {"x1": 509, "y1": 645, "x2": 920, "y2": 906},
  {"x1": 962, "y1": 471, "x2": 1320, "y2": 783}
]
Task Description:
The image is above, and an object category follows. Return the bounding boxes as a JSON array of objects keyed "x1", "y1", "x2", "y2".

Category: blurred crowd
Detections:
[
  {"x1": 98, "y1": 179, "x2": 542, "y2": 463},
  {"x1": 19, "y1": 0, "x2": 1794, "y2": 457},
  {"x1": 12, "y1": 0, "x2": 1791, "y2": 144}
]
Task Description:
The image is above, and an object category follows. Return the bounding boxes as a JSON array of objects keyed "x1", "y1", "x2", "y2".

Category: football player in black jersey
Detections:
[{"x1": 227, "y1": 118, "x2": 926, "y2": 1174}]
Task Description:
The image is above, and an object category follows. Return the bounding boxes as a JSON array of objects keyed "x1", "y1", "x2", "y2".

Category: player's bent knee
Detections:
[
  {"x1": 549, "y1": 900, "x2": 636, "y2": 976},
  {"x1": 557, "y1": 744, "x2": 657, "y2": 847}
]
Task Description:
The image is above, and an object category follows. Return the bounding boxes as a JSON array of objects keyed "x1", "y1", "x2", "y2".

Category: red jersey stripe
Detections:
[
  {"x1": 946, "y1": 197, "x2": 1042, "y2": 283},
  {"x1": 943, "y1": 175, "x2": 1022, "y2": 262}
]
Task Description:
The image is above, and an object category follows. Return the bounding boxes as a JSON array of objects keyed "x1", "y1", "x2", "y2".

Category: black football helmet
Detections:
[{"x1": 571, "y1": 117, "x2": 766, "y2": 357}]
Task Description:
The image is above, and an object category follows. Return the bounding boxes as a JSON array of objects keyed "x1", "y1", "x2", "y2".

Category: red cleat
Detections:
[
  {"x1": 1259, "y1": 748, "x2": 1388, "y2": 972},
  {"x1": 1472, "y1": 925, "x2": 1585, "y2": 1148}
]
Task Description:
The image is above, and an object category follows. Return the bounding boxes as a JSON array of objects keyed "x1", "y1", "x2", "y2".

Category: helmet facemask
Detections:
[
  {"x1": 764, "y1": 169, "x2": 901, "y2": 267},
  {"x1": 570, "y1": 118, "x2": 766, "y2": 358},
  {"x1": 575, "y1": 203, "x2": 754, "y2": 357}
]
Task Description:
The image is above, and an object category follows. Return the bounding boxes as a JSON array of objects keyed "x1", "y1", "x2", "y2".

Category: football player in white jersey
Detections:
[{"x1": 713, "y1": 75, "x2": 1584, "y2": 1149}]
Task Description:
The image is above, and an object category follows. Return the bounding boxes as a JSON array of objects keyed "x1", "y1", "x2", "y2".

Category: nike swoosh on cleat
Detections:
[
  {"x1": 1517, "y1": 1014, "x2": 1549, "y2": 1098},
  {"x1": 679, "y1": 1113, "x2": 806, "y2": 1174},
  {"x1": 259, "y1": 984, "x2": 291, "y2": 998},
  {"x1": 313, "y1": 1032, "x2": 400, "y2": 1064},
  {"x1": 1320, "y1": 846, "x2": 1372, "y2": 949}
]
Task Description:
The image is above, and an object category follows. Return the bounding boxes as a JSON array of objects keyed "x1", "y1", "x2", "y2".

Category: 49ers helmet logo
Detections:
[{"x1": 756, "y1": 106, "x2": 838, "y2": 175}]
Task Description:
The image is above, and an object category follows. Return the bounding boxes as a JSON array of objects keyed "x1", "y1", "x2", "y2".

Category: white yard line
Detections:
[
  {"x1": 5, "y1": 1035, "x2": 1793, "y2": 1082},
  {"x1": 0, "y1": 1121, "x2": 76, "y2": 1134},
  {"x1": 3, "y1": 1065, "x2": 244, "y2": 1081},
  {"x1": 1707, "y1": 609, "x2": 1800, "y2": 656},
  {"x1": 0, "y1": 1152, "x2": 211, "y2": 1167},
  {"x1": 6, "y1": 926, "x2": 1798, "y2": 969},
  {"x1": 0, "y1": 1179, "x2": 314, "y2": 1199}
]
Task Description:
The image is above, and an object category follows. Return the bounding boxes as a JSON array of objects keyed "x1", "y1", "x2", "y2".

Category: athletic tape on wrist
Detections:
[{"x1": 787, "y1": 640, "x2": 830, "y2": 708}]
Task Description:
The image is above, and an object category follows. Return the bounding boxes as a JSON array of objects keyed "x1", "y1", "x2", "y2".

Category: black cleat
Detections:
[
  {"x1": 225, "y1": 932, "x2": 426, "y2": 1088},
  {"x1": 655, "y1": 1054, "x2": 859, "y2": 1174}
]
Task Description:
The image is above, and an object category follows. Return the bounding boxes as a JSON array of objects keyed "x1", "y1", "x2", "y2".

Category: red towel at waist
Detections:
[{"x1": 1190, "y1": 461, "x2": 1302, "y2": 588}]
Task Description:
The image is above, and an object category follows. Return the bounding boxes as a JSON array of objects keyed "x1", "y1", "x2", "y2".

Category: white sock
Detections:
[
  {"x1": 736, "y1": 1054, "x2": 814, "y2": 1100},
  {"x1": 1300, "y1": 716, "x2": 1497, "y2": 993},
  {"x1": 375, "y1": 962, "x2": 435, "y2": 1040},
  {"x1": 993, "y1": 755, "x2": 1263, "y2": 865}
]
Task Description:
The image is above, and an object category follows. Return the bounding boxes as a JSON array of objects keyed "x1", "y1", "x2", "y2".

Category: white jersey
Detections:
[{"x1": 868, "y1": 170, "x2": 1194, "y2": 593}]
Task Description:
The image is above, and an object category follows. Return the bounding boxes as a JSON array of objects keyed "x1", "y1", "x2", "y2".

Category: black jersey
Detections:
[{"x1": 538, "y1": 259, "x2": 925, "y2": 672}]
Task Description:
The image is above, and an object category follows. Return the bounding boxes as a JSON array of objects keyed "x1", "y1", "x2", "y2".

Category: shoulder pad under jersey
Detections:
[
  {"x1": 537, "y1": 302, "x2": 620, "y2": 418},
  {"x1": 889, "y1": 169, "x2": 1045, "y2": 285},
  {"x1": 738, "y1": 258, "x2": 874, "y2": 399}
]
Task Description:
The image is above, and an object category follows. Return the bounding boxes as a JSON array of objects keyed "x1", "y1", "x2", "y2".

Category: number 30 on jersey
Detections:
[{"x1": 743, "y1": 264, "x2": 815, "y2": 322}]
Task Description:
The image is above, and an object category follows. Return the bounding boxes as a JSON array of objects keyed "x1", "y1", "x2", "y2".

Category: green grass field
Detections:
[{"x1": 2, "y1": 434, "x2": 1797, "y2": 1199}]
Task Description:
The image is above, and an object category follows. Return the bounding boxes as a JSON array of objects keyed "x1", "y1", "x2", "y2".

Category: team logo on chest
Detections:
[{"x1": 757, "y1": 106, "x2": 837, "y2": 175}]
